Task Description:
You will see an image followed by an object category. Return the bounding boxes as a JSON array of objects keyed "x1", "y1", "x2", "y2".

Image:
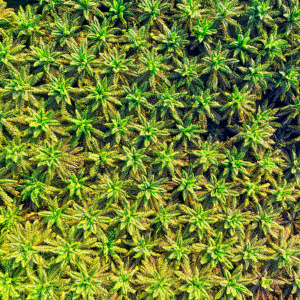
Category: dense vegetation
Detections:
[{"x1": 0, "y1": 0, "x2": 300, "y2": 299}]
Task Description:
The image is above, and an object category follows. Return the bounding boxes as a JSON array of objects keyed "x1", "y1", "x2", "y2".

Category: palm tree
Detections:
[
  {"x1": 136, "y1": 174, "x2": 167, "y2": 209},
  {"x1": 1, "y1": 64, "x2": 44, "y2": 113},
  {"x1": 122, "y1": 81, "x2": 153, "y2": 115},
  {"x1": 62, "y1": 38, "x2": 99, "y2": 79},
  {"x1": 109, "y1": 258, "x2": 138, "y2": 298},
  {"x1": 0, "y1": 220, "x2": 53, "y2": 276},
  {"x1": 220, "y1": 84, "x2": 256, "y2": 125},
  {"x1": 132, "y1": 114, "x2": 170, "y2": 148},
  {"x1": 245, "y1": 0, "x2": 278, "y2": 36},
  {"x1": 224, "y1": 27, "x2": 259, "y2": 65},
  {"x1": 155, "y1": 83, "x2": 186, "y2": 122},
  {"x1": 152, "y1": 141, "x2": 186, "y2": 178},
  {"x1": 213, "y1": 265, "x2": 253, "y2": 300},
  {"x1": 136, "y1": 0, "x2": 171, "y2": 31},
  {"x1": 150, "y1": 22, "x2": 189, "y2": 60},
  {"x1": 256, "y1": 25, "x2": 290, "y2": 65},
  {"x1": 69, "y1": 0, "x2": 104, "y2": 22},
  {"x1": 30, "y1": 138, "x2": 84, "y2": 184},
  {"x1": 82, "y1": 74, "x2": 122, "y2": 121},
  {"x1": 13, "y1": 4, "x2": 45, "y2": 46},
  {"x1": 99, "y1": 46, "x2": 138, "y2": 86},
  {"x1": 0, "y1": 33, "x2": 26, "y2": 74},
  {"x1": 103, "y1": 0, "x2": 135, "y2": 28},
  {"x1": 178, "y1": 202, "x2": 217, "y2": 240},
  {"x1": 83, "y1": 16, "x2": 120, "y2": 53},
  {"x1": 104, "y1": 110, "x2": 134, "y2": 146},
  {"x1": 175, "y1": 259, "x2": 213, "y2": 300},
  {"x1": 23, "y1": 261, "x2": 69, "y2": 300},
  {"x1": 188, "y1": 87, "x2": 221, "y2": 128},
  {"x1": 48, "y1": 9, "x2": 81, "y2": 47},
  {"x1": 191, "y1": 17, "x2": 217, "y2": 48},
  {"x1": 136, "y1": 255, "x2": 179, "y2": 300},
  {"x1": 65, "y1": 108, "x2": 103, "y2": 150},
  {"x1": 199, "y1": 40, "x2": 239, "y2": 91},
  {"x1": 23, "y1": 102, "x2": 67, "y2": 143},
  {"x1": 172, "y1": 0, "x2": 207, "y2": 34},
  {"x1": 138, "y1": 47, "x2": 171, "y2": 90},
  {"x1": 119, "y1": 145, "x2": 150, "y2": 176},
  {"x1": 208, "y1": 0, "x2": 244, "y2": 38}
]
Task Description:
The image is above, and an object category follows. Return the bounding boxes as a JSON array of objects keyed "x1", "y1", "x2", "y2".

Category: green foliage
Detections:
[{"x1": 0, "y1": 0, "x2": 300, "y2": 299}]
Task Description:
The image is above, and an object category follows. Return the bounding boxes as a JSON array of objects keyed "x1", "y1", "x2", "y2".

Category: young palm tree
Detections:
[
  {"x1": 99, "y1": 46, "x2": 138, "y2": 86},
  {"x1": 172, "y1": 167, "x2": 203, "y2": 202},
  {"x1": 208, "y1": 0, "x2": 244, "y2": 38},
  {"x1": 82, "y1": 74, "x2": 122, "y2": 121},
  {"x1": 162, "y1": 227, "x2": 194, "y2": 270},
  {"x1": 122, "y1": 25, "x2": 150, "y2": 54},
  {"x1": 224, "y1": 27, "x2": 259, "y2": 65},
  {"x1": 111, "y1": 199, "x2": 153, "y2": 237},
  {"x1": 13, "y1": 4, "x2": 45, "y2": 46},
  {"x1": 0, "y1": 33, "x2": 26, "y2": 74},
  {"x1": 199, "y1": 40, "x2": 239, "y2": 91},
  {"x1": 109, "y1": 258, "x2": 138, "y2": 298},
  {"x1": 65, "y1": 108, "x2": 103, "y2": 150},
  {"x1": 103, "y1": 0, "x2": 135, "y2": 28},
  {"x1": 193, "y1": 231, "x2": 237, "y2": 270},
  {"x1": 1, "y1": 64, "x2": 43, "y2": 113},
  {"x1": 213, "y1": 265, "x2": 253, "y2": 300},
  {"x1": 83, "y1": 16, "x2": 120, "y2": 53},
  {"x1": 150, "y1": 22, "x2": 189, "y2": 60},
  {"x1": 40, "y1": 226, "x2": 98, "y2": 267},
  {"x1": 155, "y1": 83, "x2": 186, "y2": 122},
  {"x1": 136, "y1": 255, "x2": 179, "y2": 300},
  {"x1": 178, "y1": 202, "x2": 217, "y2": 240},
  {"x1": 280, "y1": 0, "x2": 300, "y2": 36},
  {"x1": 137, "y1": 0, "x2": 171, "y2": 31},
  {"x1": 125, "y1": 232, "x2": 159, "y2": 264},
  {"x1": 173, "y1": 54, "x2": 203, "y2": 92},
  {"x1": 69, "y1": 0, "x2": 104, "y2": 22},
  {"x1": 220, "y1": 84, "x2": 256, "y2": 125},
  {"x1": 192, "y1": 135, "x2": 225, "y2": 174},
  {"x1": 188, "y1": 87, "x2": 221, "y2": 128},
  {"x1": 245, "y1": 0, "x2": 278, "y2": 35},
  {"x1": 0, "y1": 220, "x2": 53, "y2": 276},
  {"x1": 122, "y1": 81, "x2": 153, "y2": 115},
  {"x1": 172, "y1": 113, "x2": 206, "y2": 150},
  {"x1": 138, "y1": 47, "x2": 171, "y2": 90},
  {"x1": 48, "y1": 9, "x2": 81, "y2": 47},
  {"x1": 30, "y1": 138, "x2": 84, "y2": 184},
  {"x1": 66, "y1": 200, "x2": 111, "y2": 239},
  {"x1": 172, "y1": 0, "x2": 207, "y2": 34},
  {"x1": 119, "y1": 145, "x2": 150, "y2": 176},
  {"x1": 132, "y1": 114, "x2": 170, "y2": 148},
  {"x1": 0, "y1": 259, "x2": 25, "y2": 300},
  {"x1": 152, "y1": 141, "x2": 186, "y2": 178},
  {"x1": 104, "y1": 110, "x2": 134, "y2": 146},
  {"x1": 28, "y1": 40, "x2": 61, "y2": 75}
]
